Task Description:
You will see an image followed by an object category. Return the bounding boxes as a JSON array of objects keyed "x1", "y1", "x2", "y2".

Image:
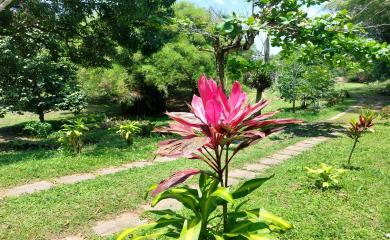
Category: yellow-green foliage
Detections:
[
  {"x1": 305, "y1": 163, "x2": 346, "y2": 189},
  {"x1": 58, "y1": 118, "x2": 89, "y2": 154},
  {"x1": 116, "y1": 121, "x2": 141, "y2": 145}
]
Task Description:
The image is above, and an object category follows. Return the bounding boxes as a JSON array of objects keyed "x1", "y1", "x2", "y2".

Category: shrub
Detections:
[
  {"x1": 326, "y1": 90, "x2": 347, "y2": 107},
  {"x1": 79, "y1": 113, "x2": 107, "y2": 126},
  {"x1": 116, "y1": 121, "x2": 141, "y2": 145},
  {"x1": 58, "y1": 118, "x2": 89, "y2": 154},
  {"x1": 137, "y1": 120, "x2": 156, "y2": 136},
  {"x1": 345, "y1": 110, "x2": 376, "y2": 168},
  {"x1": 23, "y1": 121, "x2": 53, "y2": 137},
  {"x1": 380, "y1": 106, "x2": 390, "y2": 125},
  {"x1": 305, "y1": 163, "x2": 346, "y2": 189},
  {"x1": 119, "y1": 75, "x2": 301, "y2": 239}
]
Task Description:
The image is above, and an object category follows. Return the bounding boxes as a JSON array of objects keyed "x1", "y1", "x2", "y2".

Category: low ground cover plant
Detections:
[
  {"x1": 22, "y1": 121, "x2": 53, "y2": 137},
  {"x1": 119, "y1": 75, "x2": 301, "y2": 239},
  {"x1": 345, "y1": 110, "x2": 376, "y2": 168},
  {"x1": 58, "y1": 118, "x2": 89, "y2": 154},
  {"x1": 305, "y1": 163, "x2": 346, "y2": 189},
  {"x1": 380, "y1": 106, "x2": 390, "y2": 125},
  {"x1": 116, "y1": 121, "x2": 141, "y2": 145}
]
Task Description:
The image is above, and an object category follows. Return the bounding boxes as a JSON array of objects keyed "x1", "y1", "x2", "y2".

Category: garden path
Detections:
[{"x1": 56, "y1": 98, "x2": 377, "y2": 239}]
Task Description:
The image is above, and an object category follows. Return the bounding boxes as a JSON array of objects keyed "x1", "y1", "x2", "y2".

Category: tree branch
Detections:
[{"x1": 0, "y1": 0, "x2": 13, "y2": 12}]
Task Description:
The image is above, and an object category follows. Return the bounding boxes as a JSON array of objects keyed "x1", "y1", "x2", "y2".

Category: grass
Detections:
[
  {"x1": 0, "y1": 83, "x2": 363, "y2": 189},
  {"x1": 243, "y1": 123, "x2": 390, "y2": 240},
  {"x1": 0, "y1": 131, "x2": 304, "y2": 239},
  {"x1": 0, "y1": 131, "x2": 164, "y2": 188},
  {"x1": 0, "y1": 81, "x2": 387, "y2": 239}
]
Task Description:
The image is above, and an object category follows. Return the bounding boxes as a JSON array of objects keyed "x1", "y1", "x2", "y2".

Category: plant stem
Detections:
[
  {"x1": 222, "y1": 144, "x2": 229, "y2": 232},
  {"x1": 348, "y1": 138, "x2": 358, "y2": 166}
]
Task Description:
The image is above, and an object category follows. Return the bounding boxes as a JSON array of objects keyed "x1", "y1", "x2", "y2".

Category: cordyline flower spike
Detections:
[{"x1": 152, "y1": 75, "x2": 302, "y2": 195}]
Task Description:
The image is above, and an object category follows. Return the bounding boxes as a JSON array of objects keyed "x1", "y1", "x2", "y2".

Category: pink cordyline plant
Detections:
[{"x1": 153, "y1": 75, "x2": 302, "y2": 196}]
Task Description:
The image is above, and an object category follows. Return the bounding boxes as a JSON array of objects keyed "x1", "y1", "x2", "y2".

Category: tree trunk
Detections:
[
  {"x1": 256, "y1": 88, "x2": 263, "y2": 102},
  {"x1": 254, "y1": 35, "x2": 270, "y2": 106},
  {"x1": 0, "y1": 0, "x2": 13, "y2": 12},
  {"x1": 292, "y1": 99, "x2": 296, "y2": 113},
  {"x1": 216, "y1": 52, "x2": 226, "y2": 92},
  {"x1": 38, "y1": 109, "x2": 45, "y2": 122},
  {"x1": 264, "y1": 35, "x2": 270, "y2": 63}
]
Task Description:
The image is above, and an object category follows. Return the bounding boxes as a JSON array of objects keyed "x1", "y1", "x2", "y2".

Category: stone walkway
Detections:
[
  {"x1": 0, "y1": 100, "x2": 365, "y2": 239},
  {"x1": 1, "y1": 98, "x2": 362, "y2": 201},
  {"x1": 56, "y1": 101, "x2": 364, "y2": 240},
  {"x1": 0, "y1": 159, "x2": 169, "y2": 199},
  {"x1": 57, "y1": 136, "x2": 329, "y2": 240}
]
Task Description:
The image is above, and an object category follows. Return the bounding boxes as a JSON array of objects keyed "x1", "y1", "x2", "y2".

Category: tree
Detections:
[
  {"x1": 138, "y1": 37, "x2": 215, "y2": 96},
  {"x1": 0, "y1": 0, "x2": 177, "y2": 117},
  {"x1": 276, "y1": 58, "x2": 305, "y2": 112},
  {"x1": 181, "y1": 0, "x2": 389, "y2": 94},
  {"x1": 276, "y1": 53, "x2": 335, "y2": 112},
  {"x1": 0, "y1": 0, "x2": 176, "y2": 67},
  {"x1": 0, "y1": 0, "x2": 12, "y2": 13},
  {"x1": 328, "y1": 0, "x2": 390, "y2": 42},
  {"x1": 0, "y1": 38, "x2": 85, "y2": 122},
  {"x1": 227, "y1": 52, "x2": 275, "y2": 102}
]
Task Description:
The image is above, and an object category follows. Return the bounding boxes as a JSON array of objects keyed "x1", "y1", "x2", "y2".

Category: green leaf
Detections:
[
  {"x1": 211, "y1": 187, "x2": 235, "y2": 204},
  {"x1": 152, "y1": 188, "x2": 199, "y2": 212},
  {"x1": 259, "y1": 209, "x2": 293, "y2": 230},
  {"x1": 213, "y1": 234, "x2": 224, "y2": 240},
  {"x1": 179, "y1": 218, "x2": 202, "y2": 240},
  {"x1": 117, "y1": 222, "x2": 158, "y2": 240},
  {"x1": 243, "y1": 233, "x2": 277, "y2": 240},
  {"x1": 232, "y1": 176, "x2": 273, "y2": 199}
]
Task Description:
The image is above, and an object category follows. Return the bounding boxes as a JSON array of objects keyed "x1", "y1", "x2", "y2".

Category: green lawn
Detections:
[
  {"x1": 0, "y1": 83, "x2": 364, "y2": 189},
  {"x1": 0, "y1": 82, "x2": 388, "y2": 240},
  {"x1": 0, "y1": 131, "x2": 303, "y2": 239},
  {"x1": 245, "y1": 123, "x2": 390, "y2": 240}
]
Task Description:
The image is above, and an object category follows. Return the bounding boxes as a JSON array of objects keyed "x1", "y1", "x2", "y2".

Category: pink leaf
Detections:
[
  {"x1": 166, "y1": 112, "x2": 203, "y2": 127},
  {"x1": 228, "y1": 81, "x2": 247, "y2": 110},
  {"x1": 151, "y1": 169, "x2": 202, "y2": 196},
  {"x1": 198, "y1": 75, "x2": 217, "y2": 103},
  {"x1": 156, "y1": 123, "x2": 196, "y2": 137},
  {"x1": 205, "y1": 98, "x2": 223, "y2": 126},
  {"x1": 191, "y1": 95, "x2": 207, "y2": 123},
  {"x1": 155, "y1": 136, "x2": 210, "y2": 158}
]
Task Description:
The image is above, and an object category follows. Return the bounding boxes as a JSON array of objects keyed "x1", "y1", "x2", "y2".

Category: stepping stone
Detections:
[
  {"x1": 144, "y1": 199, "x2": 182, "y2": 211},
  {"x1": 95, "y1": 166, "x2": 127, "y2": 176},
  {"x1": 122, "y1": 161, "x2": 153, "y2": 169},
  {"x1": 277, "y1": 149, "x2": 301, "y2": 156},
  {"x1": 312, "y1": 137, "x2": 328, "y2": 142},
  {"x1": 154, "y1": 156, "x2": 177, "y2": 163},
  {"x1": 296, "y1": 141, "x2": 317, "y2": 147},
  {"x1": 286, "y1": 144, "x2": 312, "y2": 151},
  {"x1": 260, "y1": 158, "x2": 282, "y2": 166},
  {"x1": 54, "y1": 173, "x2": 96, "y2": 184},
  {"x1": 229, "y1": 169, "x2": 257, "y2": 179},
  {"x1": 269, "y1": 153, "x2": 291, "y2": 161},
  {"x1": 57, "y1": 235, "x2": 85, "y2": 240},
  {"x1": 92, "y1": 212, "x2": 146, "y2": 236},
  {"x1": 227, "y1": 177, "x2": 241, "y2": 186},
  {"x1": 242, "y1": 163, "x2": 269, "y2": 172},
  {"x1": 5, "y1": 181, "x2": 54, "y2": 197},
  {"x1": 329, "y1": 112, "x2": 346, "y2": 121}
]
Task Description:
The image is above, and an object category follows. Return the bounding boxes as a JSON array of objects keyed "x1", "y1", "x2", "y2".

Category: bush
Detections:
[
  {"x1": 58, "y1": 118, "x2": 89, "y2": 154},
  {"x1": 305, "y1": 163, "x2": 346, "y2": 189},
  {"x1": 326, "y1": 90, "x2": 348, "y2": 107},
  {"x1": 23, "y1": 121, "x2": 53, "y2": 137},
  {"x1": 116, "y1": 121, "x2": 141, "y2": 145},
  {"x1": 137, "y1": 120, "x2": 156, "y2": 136},
  {"x1": 380, "y1": 106, "x2": 390, "y2": 125},
  {"x1": 78, "y1": 113, "x2": 107, "y2": 126}
]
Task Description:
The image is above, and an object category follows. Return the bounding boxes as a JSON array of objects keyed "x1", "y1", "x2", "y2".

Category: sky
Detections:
[{"x1": 179, "y1": 0, "x2": 329, "y2": 55}]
